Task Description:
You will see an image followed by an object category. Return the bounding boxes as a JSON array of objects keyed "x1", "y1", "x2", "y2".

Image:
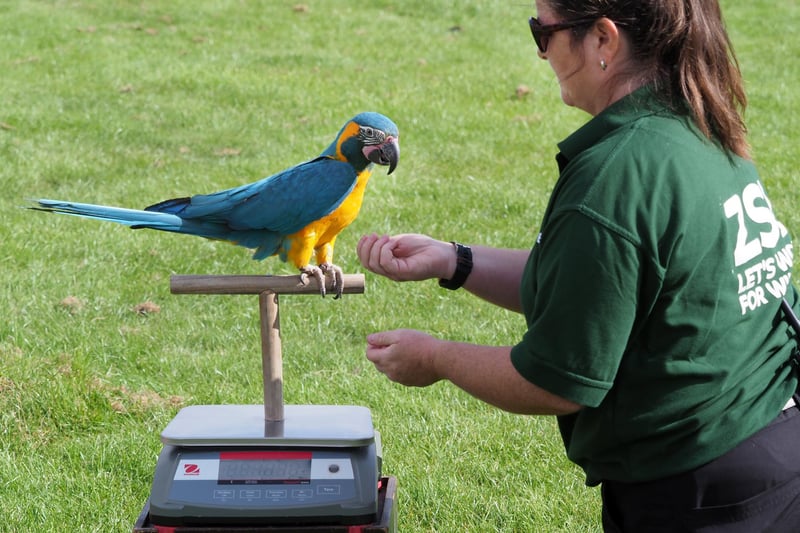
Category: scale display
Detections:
[{"x1": 216, "y1": 451, "x2": 312, "y2": 484}]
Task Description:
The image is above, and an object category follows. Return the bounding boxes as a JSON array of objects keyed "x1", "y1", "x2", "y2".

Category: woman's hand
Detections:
[
  {"x1": 357, "y1": 233, "x2": 454, "y2": 282},
  {"x1": 365, "y1": 329, "x2": 442, "y2": 387}
]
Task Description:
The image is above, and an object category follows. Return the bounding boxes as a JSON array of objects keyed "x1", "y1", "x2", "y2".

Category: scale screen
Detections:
[{"x1": 217, "y1": 451, "x2": 311, "y2": 485}]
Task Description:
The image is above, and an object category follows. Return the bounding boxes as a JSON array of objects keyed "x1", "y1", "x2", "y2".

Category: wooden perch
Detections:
[{"x1": 170, "y1": 274, "x2": 365, "y2": 295}]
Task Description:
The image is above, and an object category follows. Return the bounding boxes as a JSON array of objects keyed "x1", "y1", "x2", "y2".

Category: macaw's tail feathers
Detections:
[
  {"x1": 30, "y1": 198, "x2": 280, "y2": 258},
  {"x1": 31, "y1": 199, "x2": 185, "y2": 231}
]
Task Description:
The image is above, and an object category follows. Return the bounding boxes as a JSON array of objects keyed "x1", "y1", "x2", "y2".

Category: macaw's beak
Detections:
[{"x1": 365, "y1": 136, "x2": 400, "y2": 174}]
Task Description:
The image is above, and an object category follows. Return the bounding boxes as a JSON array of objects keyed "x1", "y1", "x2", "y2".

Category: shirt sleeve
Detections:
[{"x1": 511, "y1": 208, "x2": 646, "y2": 408}]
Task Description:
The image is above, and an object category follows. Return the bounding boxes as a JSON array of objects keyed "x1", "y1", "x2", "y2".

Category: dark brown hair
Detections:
[{"x1": 550, "y1": 0, "x2": 750, "y2": 158}]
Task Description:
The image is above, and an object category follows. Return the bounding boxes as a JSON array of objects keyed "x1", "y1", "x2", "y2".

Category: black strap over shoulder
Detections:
[
  {"x1": 780, "y1": 298, "x2": 800, "y2": 336},
  {"x1": 780, "y1": 298, "x2": 800, "y2": 367}
]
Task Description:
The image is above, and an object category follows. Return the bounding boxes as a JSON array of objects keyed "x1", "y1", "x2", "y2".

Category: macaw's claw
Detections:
[
  {"x1": 299, "y1": 265, "x2": 327, "y2": 297},
  {"x1": 320, "y1": 263, "x2": 344, "y2": 299},
  {"x1": 298, "y1": 263, "x2": 344, "y2": 298}
]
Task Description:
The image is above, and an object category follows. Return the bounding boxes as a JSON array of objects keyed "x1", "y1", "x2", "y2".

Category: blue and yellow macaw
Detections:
[{"x1": 31, "y1": 112, "x2": 400, "y2": 298}]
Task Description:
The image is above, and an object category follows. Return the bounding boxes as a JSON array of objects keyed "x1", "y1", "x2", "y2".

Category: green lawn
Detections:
[{"x1": 1, "y1": 1, "x2": 798, "y2": 531}]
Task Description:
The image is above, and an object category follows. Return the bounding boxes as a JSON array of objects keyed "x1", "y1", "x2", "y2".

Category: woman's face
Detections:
[{"x1": 534, "y1": 0, "x2": 600, "y2": 115}]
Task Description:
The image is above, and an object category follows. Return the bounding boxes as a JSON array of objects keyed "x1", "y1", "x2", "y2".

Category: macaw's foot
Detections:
[
  {"x1": 320, "y1": 263, "x2": 344, "y2": 299},
  {"x1": 299, "y1": 265, "x2": 327, "y2": 297}
]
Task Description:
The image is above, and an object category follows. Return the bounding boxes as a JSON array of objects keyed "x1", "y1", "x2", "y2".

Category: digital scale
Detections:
[
  {"x1": 148, "y1": 404, "x2": 381, "y2": 527},
  {"x1": 133, "y1": 274, "x2": 396, "y2": 532}
]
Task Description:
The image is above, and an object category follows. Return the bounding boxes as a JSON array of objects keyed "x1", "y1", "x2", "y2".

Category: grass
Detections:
[{"x1": 1, "y1": 1, "x2": 798, "y2": 531}]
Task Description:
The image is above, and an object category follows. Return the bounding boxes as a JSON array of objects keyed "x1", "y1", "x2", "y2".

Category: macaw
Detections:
[{"x1": 31, "y1": 112, "x2": 400, "y2": 298}]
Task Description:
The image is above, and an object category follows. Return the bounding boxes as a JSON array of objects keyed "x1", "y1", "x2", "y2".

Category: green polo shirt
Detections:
[{"x1": 510, "y1": 87, "x2": 798, "y2": 486}]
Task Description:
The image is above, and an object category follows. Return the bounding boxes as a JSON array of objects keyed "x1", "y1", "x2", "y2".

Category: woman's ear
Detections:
[{"x1": 592, "y1": 17, "x2": 622, "y2": 65}]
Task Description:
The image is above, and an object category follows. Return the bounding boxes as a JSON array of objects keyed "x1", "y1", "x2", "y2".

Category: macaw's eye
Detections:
[{"x1": 359, "y1": 126, "x2": 385, "y2": 144}]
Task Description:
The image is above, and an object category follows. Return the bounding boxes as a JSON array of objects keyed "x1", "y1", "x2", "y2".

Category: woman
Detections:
[{"x1": 357, "y1": 0, "x2": 800, "y2": 531}]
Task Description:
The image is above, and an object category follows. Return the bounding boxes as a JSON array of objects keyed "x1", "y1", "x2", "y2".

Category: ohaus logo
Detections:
[{"x1": 174, "y1": 459, "x2": 219, "y2": 481}]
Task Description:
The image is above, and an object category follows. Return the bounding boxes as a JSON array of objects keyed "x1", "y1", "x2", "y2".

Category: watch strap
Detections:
[{"x1": 438, "y1": 242, "x2": 473, "y2": 290}]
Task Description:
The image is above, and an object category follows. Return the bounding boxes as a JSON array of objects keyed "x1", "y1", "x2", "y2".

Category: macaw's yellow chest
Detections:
[
  {"x1": 313, "y1": 169, "x2": 372, "y2": 241},
  {"x1": 283, "y1": 169, "x2": 373, "y2": 268}
]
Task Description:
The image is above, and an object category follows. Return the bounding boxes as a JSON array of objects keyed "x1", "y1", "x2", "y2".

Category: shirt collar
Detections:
[{"x1": 556, "y1": 85, "x2": 664, "y2": 171}]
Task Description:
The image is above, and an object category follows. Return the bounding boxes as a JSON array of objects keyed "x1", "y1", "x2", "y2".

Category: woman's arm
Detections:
[
  {"x1": 357, "y1": 233, "x2": 530, "y2": 312},
  {"x1": 462, "y1": 245, "x2": 529, "y2": 312},
  {"x1": 366, "y1": 329, "x2": 581, "y2": 415}
]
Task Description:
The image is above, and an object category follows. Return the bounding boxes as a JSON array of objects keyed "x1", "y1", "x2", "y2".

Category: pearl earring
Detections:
[{"x1": 600, "y1": 59, "x2": 607, "y2": 71}]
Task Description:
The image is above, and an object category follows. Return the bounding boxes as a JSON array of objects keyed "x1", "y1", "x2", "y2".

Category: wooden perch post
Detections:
[{"x1": 169, "y1": 274, "x2": 366, "y2": 422}]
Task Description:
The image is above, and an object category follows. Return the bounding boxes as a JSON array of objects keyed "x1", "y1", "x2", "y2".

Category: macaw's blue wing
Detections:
[{"x1": 144, "y1": 156, "x2": 360, "y2": 258}]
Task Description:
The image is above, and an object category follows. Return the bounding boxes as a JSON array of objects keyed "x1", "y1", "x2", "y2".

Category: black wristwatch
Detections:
[{"x1": 438, "y1": 241, "x2": 473, "y2": 290}]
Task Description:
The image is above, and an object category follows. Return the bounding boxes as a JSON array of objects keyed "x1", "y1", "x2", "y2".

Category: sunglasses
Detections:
[{"x1": 528, "y1": 17, "x2": 597, "y2": 53}]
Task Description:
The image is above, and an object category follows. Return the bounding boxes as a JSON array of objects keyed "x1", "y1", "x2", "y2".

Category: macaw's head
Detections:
[{"x1": 323, "y1": 112, "x2": 400, "y2": 175}]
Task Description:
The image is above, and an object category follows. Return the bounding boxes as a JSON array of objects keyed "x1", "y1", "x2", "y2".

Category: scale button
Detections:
[
  {"x1": 239, "y1": 489, "x2": 261, "y2": 501},
  {"x1": 292, "y1": 488, "x2": 314, "y2": 500},
  {"x1": 318, "y1": 484, "x2": 341, "y2": 496},
  {"x1": 328, "y1": 464, "x2": 340, "y2": 473},
  {"x1": 213, "y1": 489, "x2": 236, "y2": 500}
]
